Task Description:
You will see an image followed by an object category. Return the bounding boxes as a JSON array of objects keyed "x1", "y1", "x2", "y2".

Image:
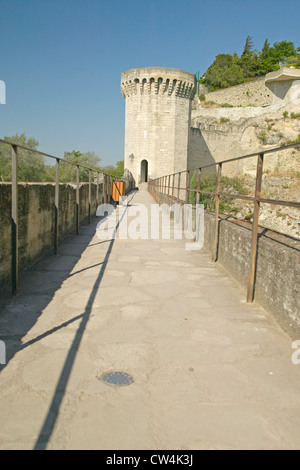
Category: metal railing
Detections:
[
  {"x1": 148, "y1": 142, "x2": 300, "y2": 303},
  {"x1": 0, "y1": 138, "x2": 122, "y2": 295}
]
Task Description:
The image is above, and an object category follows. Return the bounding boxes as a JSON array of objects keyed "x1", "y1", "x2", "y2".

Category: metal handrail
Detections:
[
  {"x1": 0, "y1": 138, "x2": 115, "y2": 175},
  {"x1": 148, "y1": 143, "x2": 300, "y2": 303},
  {"x1": 0, "y1": 139, "x2": 123, "y2": 294}
]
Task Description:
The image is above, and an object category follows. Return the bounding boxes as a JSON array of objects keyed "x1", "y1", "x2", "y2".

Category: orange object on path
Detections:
[{"x1": 112, "y1": 181, "x2": 125, "y2": 202}]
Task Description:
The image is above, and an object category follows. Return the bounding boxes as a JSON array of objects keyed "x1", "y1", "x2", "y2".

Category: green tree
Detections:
[
  {"x1": 260, "y1": 39, "x2": 270, "y2": 60},
  {"x1": 203, "y1": 53, "x2": 244, "y2": 90},
  {"x1": 58, "y1": 150, "x2": 102, "y2": 182},
  {"x1": 259, "y1": 38, "x2": 273, "y2": 74},
  {"x1": 285, "y1": 54, "x2": 299, "y2": 65},
  {"x1": 260, "y1": 41, "x2": 296, "y2": 72},
  {"x1": 0, "y1": 133, "x2": 46, "y2": 181},
  {"x1": 242, "y1": 35, "x2": 254, "y2": 56},
  {"x1": 101, "y1": 160, "x2": 124, "y2": 178},
  {"x1": 0, "y1": 141, "x2": 12, "y2": 181},
  {"x1": 0, "y1": 134, "x2": 103, "y2": 182},
  {"x1": 239, "y1": 51, "x2": 260, "y2": 78},
  {"x1": 239, "y1": 35, "x2": 260, "y2": 78},
  {"x1": 272, "y1": 41, "x2": 296, "y2": 63},
  {"x1": 189, "y1": 171, "x2": 248, "y2": 213},
  {"x1": 199, "y1": 37, "x2": 299, "y2": 92}
]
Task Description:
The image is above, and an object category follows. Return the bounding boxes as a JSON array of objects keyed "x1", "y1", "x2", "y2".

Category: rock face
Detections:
[
  {"x1": 189, "y1": 68, "x2": 300, "y2": 175},
  {"x1": 231, "y1": 174, "x2": 300, "y2": 238},
  {"x1": 121, "y1": 67, "x2": 196, "y2": 186}
]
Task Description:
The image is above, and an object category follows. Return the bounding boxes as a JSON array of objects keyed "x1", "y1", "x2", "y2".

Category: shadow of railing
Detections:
[
  {"x1": 34, "y1": 226, "x2": 116, "y2": 449},
  {"x1": 0, "y1": 219, "x2": 99, "y2": 370}
]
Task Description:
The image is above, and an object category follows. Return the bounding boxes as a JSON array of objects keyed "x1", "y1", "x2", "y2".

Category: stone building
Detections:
[{"x1": 121, "y1": 67, "x2": 196, "y2": 186}]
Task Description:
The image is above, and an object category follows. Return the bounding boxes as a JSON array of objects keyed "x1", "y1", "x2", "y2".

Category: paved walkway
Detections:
[{"x1": 1, "y1": 189, "x2": 300, "y2": 450}]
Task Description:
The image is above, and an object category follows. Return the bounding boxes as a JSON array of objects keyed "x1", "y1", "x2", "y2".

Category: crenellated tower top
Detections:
[{"x1": 121, "y1": 66, "x2": 196, "y2": 100}]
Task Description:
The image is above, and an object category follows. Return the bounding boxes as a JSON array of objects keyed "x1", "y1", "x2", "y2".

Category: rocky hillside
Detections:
[
  {"x1": 190, "y1": 93, "x2": 300, "y2": 239},
  {"x1": 233, "y1": 173, "x2": 300, "y2": 239}
]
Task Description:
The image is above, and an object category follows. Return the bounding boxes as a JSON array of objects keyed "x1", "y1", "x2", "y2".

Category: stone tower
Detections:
[{"x1": 121, "y1": 67, "x2": 196, "y2": 186}]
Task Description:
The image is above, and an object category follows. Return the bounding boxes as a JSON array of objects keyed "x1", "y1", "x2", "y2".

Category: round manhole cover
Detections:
[{"x1": 100, "y1": 371, "x2": 134, "y2": 387}]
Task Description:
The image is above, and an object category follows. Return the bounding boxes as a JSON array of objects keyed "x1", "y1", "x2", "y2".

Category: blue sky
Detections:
[{"x1": 0, "y1": 0, "x2": 299, "y2": 166}]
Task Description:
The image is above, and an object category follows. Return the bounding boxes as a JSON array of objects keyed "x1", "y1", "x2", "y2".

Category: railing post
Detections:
[
  {"x1": 96, "y1": 172, "x2": 99, "y2": 206},
  {"x1": 167, "y1": 175, "x2": 171, "y2": 204},
  {"x1": 212, "y1": 163, "x2": 222, "y2": 262},
  {"x1": 177, "y1": 172, "x2": 181, "y2": 201},
  {"x1": 88, "y1": 169, "x2": 91, "y2": 224},
  {"x1": 105, "y1": 175, "x2": 109, "y2": 204},
  {"x1": 171, "y1": 174, "x2": 175, "y2": 206},
  {"x1": 106, "y1": 175, "x2": 109, "y2": 204},
  {"x1": 185, "y1": 171, "x2": 190, "y2": 203},
  {"x1": 103, "y1": 174, "x2": 105, "y2": 203},
  {"x1": 76, "y1": 165, "x2": 80, "y2": 235},
  {"x1": 196, "y1": 168, "x2": 201, "y2": 205},
  {"x1": 54, "y1": 158, "x2": 60, "y2": 255},
  {"x1": 11, "y1": 144, "x2": 18, "y2": 295},
  {"x1": 102, "y1": 173, "x2": 106, "y2": 204},
  {"x1": 108, "y1": 176, "x2": 112, "y2": 204},
  {"x1": 247, "y1": 153, "x2": 264, "y2": 303}
]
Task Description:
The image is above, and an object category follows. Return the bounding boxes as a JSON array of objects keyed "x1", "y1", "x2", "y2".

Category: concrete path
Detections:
[{"x1": 1, "y1": 189, "x2": 300, "y2": 450}]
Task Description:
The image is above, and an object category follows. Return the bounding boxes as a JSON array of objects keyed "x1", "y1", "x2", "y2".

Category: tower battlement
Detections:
[{"x1": 121, "y1": 67, "x2": 196, "y2": 99}]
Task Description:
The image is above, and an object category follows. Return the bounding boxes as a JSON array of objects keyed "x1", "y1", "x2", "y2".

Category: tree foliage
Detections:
[
  {"x1": 204, "y1": 53, "x2": 244, "y2": 90},
  {"x1": 189, "y1": 171, "x2": 249, "y2": 213},
  {"x1": 53, "y1": 150, "x2": 101, "y2": 182},
  {"x1": 100, "y1": 160, "x2": 124, "y2": 178},
  {"x1": 0, "y1": 133, "x2": 45, "y2": 181},
  {"x1": 242, "y1": 35, "x2": 254, "y2": 56},
  {"x1": 0, "y1": 133, "x2": 124, "y2": 182},
  {"x1": 200, "y1": 37, "x2": 299, "y2": 91}
]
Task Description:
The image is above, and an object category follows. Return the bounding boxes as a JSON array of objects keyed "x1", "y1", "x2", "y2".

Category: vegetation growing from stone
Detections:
[
  {"x1": 283, "y1": 112, "x2": 300, "y2": 120},
  {"x1": 188, "y1": 169, "x2": 299, "y2": 238},
  {"x1": 189, "y1": 171, "x2": 249, "y2": 213},
  {"x1": 200, "y1": 37, "x2": 300, "y2": 91},
  {"x1": 0, "y1": 133, "x2": 123, "y2": 182},
  {"x1": 282, "y1": 134, "x2": 300, "y2": 150},
  {"x1": 200, "y1": 100, "x2": 235, "y2": 108},
  {"x1": 219, "y1": 117, "x2": 231, "y2": 124}
]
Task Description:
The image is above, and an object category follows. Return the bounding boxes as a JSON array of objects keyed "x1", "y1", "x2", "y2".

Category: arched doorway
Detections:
[{"x1": 140, "y1": 159, "x2": 148, "y2": 182}]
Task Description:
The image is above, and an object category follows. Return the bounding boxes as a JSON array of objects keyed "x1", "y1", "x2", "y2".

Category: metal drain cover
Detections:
[{"x1": 100, "y1": 371, "x2": 134, "y2": 387}]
